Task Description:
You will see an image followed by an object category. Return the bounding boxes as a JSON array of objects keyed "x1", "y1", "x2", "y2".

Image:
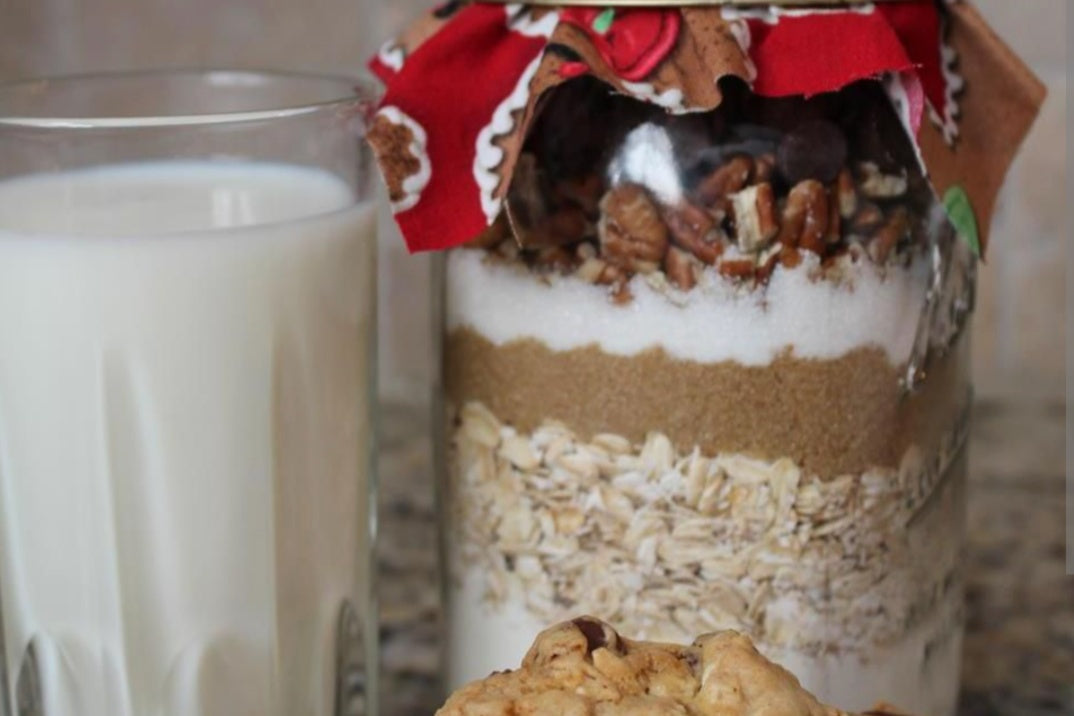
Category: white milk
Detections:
[{"x1": 0, "y1": 161, "x2": 377, "y2": 716}]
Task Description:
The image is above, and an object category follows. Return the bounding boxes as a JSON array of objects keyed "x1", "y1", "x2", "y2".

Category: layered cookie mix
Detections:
[
  {"x1": 443, "y1": 79, "x2": 973, "y2": 716},
  {"x1": 365, "y1": 4, "x2": 1043, "y2": 716},
  {"x1": 437, "y1": 617, "x2": 910, "y2": 716}
]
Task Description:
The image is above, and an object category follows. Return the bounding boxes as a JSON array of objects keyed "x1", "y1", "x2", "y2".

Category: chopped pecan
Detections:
[
  {"x1": 821, "y1": 244, "x2": 865, "y2": 279},
  {"x1": 776, "y1": 204, "x2": 804, "y2": 250},
  {"x1": 851, "y1": 202, "x2": 885, "y2": 233},
  {"x1": 777, "y1": 180, "x2": 829, "y2": 255},
  {"x1": 602, "y1": 265, "x2": 638, "y2": 289},
  {"x1": 665, "y1": 247, "x2": 701, "y2": 291},
  {"x1": 598, "y1": 184, "x2": 670, "y2": 274},
  {"x1": 836, "y1": 168, "x2": 858, "y2": 219},
  {"x1": 533, "y1": 246, "x2": 576, "y2": 272},
  {"x1": 600, "y1": 263, "x2": 627, "y2": 286},
  {"x1": 754, "y1": 244, "x2": 783, "y2": 283},
  {"x1": 845, "y1": 242, "x2": 866, "y2": 263},
  {"x1": 826, "y1": 186, "x2": 842, "y2": 245},
  {"x1": 754, "y1": 153, "x2": 777, "y2": 184},
  {"x1": 664, "y1": 201, "x2": 723, "y2": 265},
  {"x1": 695, "y1": 155, "x2": 754, "y2": 205},
  {"x1": 611, "y1": 279, "x2": 633, "y2": 305},
  {"x1": 576, "y1": 256, "x2": 608, "y2": 283},
  {"x1": 858, "y1": 161, "x2": 909, "y2": 199},
  {"x1": 780, "y1": 246, "x2": 804, "y2": 269},
  {"x1": 821, "y1": 247, "x2": 848, "y2": 270},
  {"x1": 718, "y1": 258, "x2": 757, "y2": 280},
  {"x1": 731, "y1": 183, "x2": 780, "y2": 254},
  {"x1": 867, "y1": 207, "x2": 909, "y2": 264},
  {"x1": 710, "y1": 197, "x2": 733, "y2": 226},
  {"x1": 578, "y1": 257, "x2": 627, "y2": 288},
  {"x1": 579, "y1": 254, "x2": 614, "y2": 283}
]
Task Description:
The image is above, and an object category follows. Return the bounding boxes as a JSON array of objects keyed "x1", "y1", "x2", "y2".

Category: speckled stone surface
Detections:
[{"x1": 377, "y1": 399, "x2": 1073, "y2": 716}]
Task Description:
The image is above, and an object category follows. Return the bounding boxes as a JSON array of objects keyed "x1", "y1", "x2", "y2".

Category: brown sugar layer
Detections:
[{"x1": 445, "y1": 327, "x2": 969, "y2": 477}]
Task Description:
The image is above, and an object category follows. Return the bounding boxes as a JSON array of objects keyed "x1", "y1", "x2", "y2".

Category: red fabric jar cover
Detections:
[{"x1": 367, "y1": 1, "x2": 1045, "y2": 256}]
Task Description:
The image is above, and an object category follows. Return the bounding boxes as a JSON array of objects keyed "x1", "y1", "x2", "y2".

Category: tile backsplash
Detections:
[{"x1": 1, "y1": 0, "x2": 1065, "y2": 404}]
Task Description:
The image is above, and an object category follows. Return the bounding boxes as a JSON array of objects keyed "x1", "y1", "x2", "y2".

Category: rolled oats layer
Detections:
[{"x1": 447, "y1": 400, "x2": 969, "y2": 654}]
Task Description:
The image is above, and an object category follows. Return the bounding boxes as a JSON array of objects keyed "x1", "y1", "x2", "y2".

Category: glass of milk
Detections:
[{"x1": 0, "y1": 70, "x2": 379, "y2": 716}]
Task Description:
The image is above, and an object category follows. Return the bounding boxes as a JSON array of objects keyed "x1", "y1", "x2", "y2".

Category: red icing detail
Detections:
[
  {"x1": 377, "y1": 4, "x2": 547, "y2": 252},
  {"x1": 559, "y1": 62, "x2": 590, "y2": 80},
  {"x1": 560, "y1": 8, "x2": 682, "y2": 82}
]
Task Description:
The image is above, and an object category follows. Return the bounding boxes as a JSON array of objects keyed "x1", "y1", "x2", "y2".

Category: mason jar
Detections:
[
  {"x1": 438, "y1": 30, "x2": 975, "y2": 716},
  {"x1": 362, "y1": 0, "x2": 1036, "y2": 711}
]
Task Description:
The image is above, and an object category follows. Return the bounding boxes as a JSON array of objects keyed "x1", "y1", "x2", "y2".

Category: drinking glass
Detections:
[{"x1": 0, "y1": 70, "x2": 379, "y2": 716}]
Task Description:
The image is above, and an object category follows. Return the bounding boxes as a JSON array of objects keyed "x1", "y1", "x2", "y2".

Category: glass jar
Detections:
[
  {"x1": 439, "y1": 73, "x2": 975, "y2": 715},
  {"x1": 0, "y1": 71, "x2": 379, "y2": 716}
]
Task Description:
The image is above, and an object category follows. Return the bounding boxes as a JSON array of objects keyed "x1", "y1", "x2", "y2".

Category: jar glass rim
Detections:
[{"x1": 0, "y1": 69, "x2": 378, "y2": 130}]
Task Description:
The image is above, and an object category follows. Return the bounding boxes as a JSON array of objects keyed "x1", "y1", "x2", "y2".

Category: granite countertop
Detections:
[{"x1": 377, "y1": 399, "x2": 1073, "y2": 716}]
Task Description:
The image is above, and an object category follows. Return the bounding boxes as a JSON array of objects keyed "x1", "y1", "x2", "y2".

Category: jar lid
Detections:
[
  {"x1": 368, "y1": 0, "x2": 1045, "y2": 261},
  {"x1": 476, "y1": 0, "x2": 900, "y2": 6}
]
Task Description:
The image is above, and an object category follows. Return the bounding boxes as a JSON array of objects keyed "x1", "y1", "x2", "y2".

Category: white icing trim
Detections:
[
  {"x1": 505, "y1": 4, "x2": 560, "y2": 38},
  {"x1": 725, "y1": 19, "x2": 758, "y2": 84},
  {"x1": 471, "y1": 4, "x2": 559, "y2": 223},
  {"x1": 377, "y1": 40, "x2": 405, "y2": 73},
  {"x1": 619, "y1": 81, "x2": 698, "y2": 115},
  {"x1": 474, "y1": 55, "x2": 543, "y2": 223},
  {"x1": 377, "y1": 106, "x2": 431, "y2": 214},
  {"x1": 720, "y1": 3, "x2": 876, "y2": 24},
  {"x1": 928, "y1": 38, "x2": 964, "y2": 146}
]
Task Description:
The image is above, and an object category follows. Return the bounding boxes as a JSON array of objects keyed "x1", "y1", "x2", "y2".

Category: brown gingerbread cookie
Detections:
[{"x1": 367, "y1": 107, "x2": 431, "y2": 214}]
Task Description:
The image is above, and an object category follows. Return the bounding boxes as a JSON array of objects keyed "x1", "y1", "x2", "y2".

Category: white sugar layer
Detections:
[{"x1": 446, "y1": 248, "x2": 930, "y2": 367}]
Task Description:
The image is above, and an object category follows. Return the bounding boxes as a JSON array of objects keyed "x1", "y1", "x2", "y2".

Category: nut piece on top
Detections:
[{"x1": 436, "y1": 617, "x2": 909, "y2": 716}]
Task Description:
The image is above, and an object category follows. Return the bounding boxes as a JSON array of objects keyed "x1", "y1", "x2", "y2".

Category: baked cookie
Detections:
[{"x1": 436, "y1": 617, "x2": 906, "y2": 716}]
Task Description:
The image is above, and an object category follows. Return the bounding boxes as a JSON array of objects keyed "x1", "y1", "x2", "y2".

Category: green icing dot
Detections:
[
  {"x1": 593, "y1": 8, "x2": 616, "y2": 34},
  {"x1": 944, "y1": 185, "x2": 981, "y2": 257}
]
